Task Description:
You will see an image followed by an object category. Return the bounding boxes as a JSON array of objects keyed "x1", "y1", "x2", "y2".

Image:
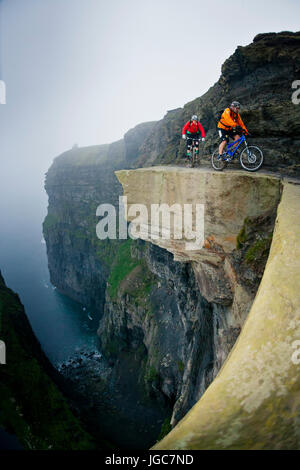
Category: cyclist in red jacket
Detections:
[{"x1": 182, "y1": 115, "x2": 205, "y2": 158}]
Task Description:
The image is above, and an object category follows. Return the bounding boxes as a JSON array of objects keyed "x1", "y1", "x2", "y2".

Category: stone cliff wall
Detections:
[
  {"x1": 0, "y1": 271, "x2": 99, "y2": 450},
  {"x1": 153, "y1": 180, "x2": 300, "y2": 450},
  {"x1": 98, "y1": 238, "x2": 215, "y2": 424},
  {"x1": 43, "y1": 122, "x2": 156, "y2": 324},
  {"x1": 113, "y1": 167, "x2": 282, "y2": 424}
]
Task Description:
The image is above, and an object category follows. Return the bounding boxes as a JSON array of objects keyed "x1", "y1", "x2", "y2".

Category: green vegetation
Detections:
[
  {"x1": 52, "y1": 139, "x2": 127, "y2": 168},
  {"x1": 245, "y1": 234, "x2": 273, "y2": 264},
  {"x1": 0, "y1": 274, "x2": 101, "y2": 450},
  {"x1": 101, "y1": 242, "x2": 154, "y2": 320},
  {"x1": 107, "y1": 239, "x2": 140, "y2": 298},
  {"x1": 236, "y1": 215, "x2": 274, "y2": 268},
  {"x1": 43, "y1": 213, "x2": 59, "y2": 231},
  {"x1": 145, "y1": 366, "x2": 159, "y2": 384},
  {"x1": 124, "y1": 264, "x2": 155, "y2": 314},
  {"x1": 236, "y1": 225, "x2": 247, "y2": 249},
  {"x1": 105, "y1": 239, "x2": 156, "y2": 325},
  {"x1": 236, "y1": 217, "x2": 251, "y2": 249},
  {"x1": 157, "y1": 416, "x2": 172, "y2": 442},
  {"x1": 54, "y1": 144, "x2": 111, "y2": 167},
  {"x1": 96, "y1": 238, "x2": 121, "y2": 268},
  {"x1": 177, "y1": 360, "x2": 185, "y2": 375}
]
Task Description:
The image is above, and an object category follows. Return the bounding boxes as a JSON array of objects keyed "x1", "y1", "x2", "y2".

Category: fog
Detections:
[{"x1": 0, "y1": 0, "x2": 299, "y2": 237}]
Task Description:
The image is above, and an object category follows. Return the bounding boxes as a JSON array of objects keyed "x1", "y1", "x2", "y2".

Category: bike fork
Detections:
[{"x1": 245, "y1": 145, "x2": 251, "y2": 157}]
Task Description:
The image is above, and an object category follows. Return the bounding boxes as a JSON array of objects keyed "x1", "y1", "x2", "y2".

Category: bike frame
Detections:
[
  {"x1": 226, "y1": 134, "x2": 247, "y2": 158},
  {"x1": 186, "y1": 136, "x2": 202, "y2": 167},
  {"x1": 212, "y1": 132, "x2": 263, "y2": 172}
]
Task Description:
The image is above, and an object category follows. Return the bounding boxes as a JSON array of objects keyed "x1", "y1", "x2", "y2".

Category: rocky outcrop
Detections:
[
  {"x1": 135, "y1": 31, "x2": 300, "y2": 175},
  {"x1": 113, "y1": 167, "x2": 282, "y2": 424},
  {"x1": 43, "y1": 121, "x2": 157, "y2": 323},
  {"x1": 153, "y1": 181, "x2": 300, "y2": 450},
  {"x1": 98, "y1": 238, "x2": 215, "y2": 425},
  {"x1": 0, "y1": 271, "x2": 99, "y2": 450}
]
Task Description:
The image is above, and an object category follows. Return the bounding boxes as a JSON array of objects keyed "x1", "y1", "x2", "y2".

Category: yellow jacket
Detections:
[{"x1": 218, "y1": 107, "x2": 248, "y2": 133}]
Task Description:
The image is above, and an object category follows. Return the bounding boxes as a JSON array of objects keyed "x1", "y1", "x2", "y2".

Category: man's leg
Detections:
[
  {"x1": 195, "y1": 137, "x2": 200, "y2": 154},
  {"x1": 186, "y1": 137, "x2": 192, "y2": 156},
  {"x1": 219, "y1": 139, "x2": 227, "y2": 156},
  {"x1": 218, "y1": 129, "x2": 229, "y2": 156},
  {"x1": 230, "y1": 134, "x2": 241, "y2": 150}
]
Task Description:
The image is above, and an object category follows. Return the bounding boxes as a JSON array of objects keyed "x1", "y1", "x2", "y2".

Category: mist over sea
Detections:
[{"x1": 0, "y1": 182, "x2": 98, "y2": 365}]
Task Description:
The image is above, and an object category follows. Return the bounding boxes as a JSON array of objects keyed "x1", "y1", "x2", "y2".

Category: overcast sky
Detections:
[{"x1": 0, "y1": 0, "x2": 299, "y2": 216}]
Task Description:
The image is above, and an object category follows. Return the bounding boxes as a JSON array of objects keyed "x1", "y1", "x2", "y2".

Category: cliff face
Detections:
[
  {"x1": 45, "y1": 161, "x2": 281, "y2": 428},
  {"x1": 135, "y1": 31, "x2": 300, "y2": 174},
  {"x1": 44, "y1": 122, "x2": 156, "y2": 323},
  {"x1": 98, "y1": 238, "x2": 215, "y2": 425},
  {"x1": 0, "y1": 271, "x2": 98, "y2": 450},
  {"x1": 111, "y1": 168, "x2": 281, "y2": 424},
  {"x1": 153, "y1": 181, "x2": 300, "y2": 450},
  {"x1": 43, "y1": 31, "x2": 299, "y2": 446}
]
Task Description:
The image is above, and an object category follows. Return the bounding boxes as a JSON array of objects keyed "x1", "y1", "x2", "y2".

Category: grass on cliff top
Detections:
[
  {"x1": 54, "y1": 144, "x2": 110, "y2": 167},
  {"x1": 0, "y1": 278, "x2": 102, "y2": 450},
  {"x1": 52, "y1": 139, "x2": 126, "y2": 168}
]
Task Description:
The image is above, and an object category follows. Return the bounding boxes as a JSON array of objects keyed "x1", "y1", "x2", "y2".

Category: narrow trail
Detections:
[{"x1": 171, "y1": 162, "x2": 300, "y2": 184}]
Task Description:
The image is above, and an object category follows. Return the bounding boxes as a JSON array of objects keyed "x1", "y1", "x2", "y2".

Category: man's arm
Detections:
[
  {"x1": 238, "y1": 115, "x2": 248, "y2": 133},
  {"x1": 198, "y1": 122, "x2": 205, "y2": 138},
  {"x1": 182, "y1": 121, "x2": 189, "y2": 135}
]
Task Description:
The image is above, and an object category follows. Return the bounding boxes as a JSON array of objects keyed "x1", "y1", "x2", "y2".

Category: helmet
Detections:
[
  {"x1": 231, "y1": 101, "x2": 241, "y2": 109},
  {"x1": 191, "y1": 115, "x2": 198, "y2": 121}
]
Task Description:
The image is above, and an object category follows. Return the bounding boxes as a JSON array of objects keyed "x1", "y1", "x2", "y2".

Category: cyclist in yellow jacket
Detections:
[{"x1": 218, "y1": 101, "x2": 248, "y2": 158}]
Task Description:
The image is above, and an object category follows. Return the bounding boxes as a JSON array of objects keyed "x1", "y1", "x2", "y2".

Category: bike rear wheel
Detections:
[
  {"x1": 211, "y1": 148, "x2": 227, "y2": 171},
  {"x1": 240, "y1": 145, "x2": 263, "y2": 171}
]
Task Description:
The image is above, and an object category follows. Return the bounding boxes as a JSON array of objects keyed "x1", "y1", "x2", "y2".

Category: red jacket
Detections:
[{"x1": 182, "y1": 120, "x2": 205, "y2": 138}]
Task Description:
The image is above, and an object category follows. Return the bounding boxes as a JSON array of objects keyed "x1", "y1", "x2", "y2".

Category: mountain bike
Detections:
[
  {"x1": 186, "y1": 137, "x2": 202, "y2": 168},
  {"x1": 211, "y1": 132, "x2": 263, "y2": 171}
]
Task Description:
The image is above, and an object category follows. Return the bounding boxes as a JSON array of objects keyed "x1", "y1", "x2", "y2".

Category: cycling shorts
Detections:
[
  {"x1": 218, "y1": 128, "x2": 236, "y2": 142},
  {"x1": 186, "y1": 133, "x2": 200, "y2": 146},
  {"x1": 218, "y1": 127, "x2": 243, "y2": 142}
]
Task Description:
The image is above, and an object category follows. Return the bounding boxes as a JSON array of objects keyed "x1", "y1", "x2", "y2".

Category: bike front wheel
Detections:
[
  {"x1": 211, "y1": 148, "x2": 227, "y2": 171},
  {"x1": 240, "y1": 145, "x2": 263, "y2": 171},
  {"x1": 191, "y1": 147, "x2": 197, "y2": 167}
]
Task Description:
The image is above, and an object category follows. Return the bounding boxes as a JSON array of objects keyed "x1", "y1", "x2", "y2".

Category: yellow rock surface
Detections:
[
  {"x1": 151, "y1": 181, "x2": 300, "y2": 450},
  {"x1": 116, "y1": 166, "x2": 300, "y2": 449},
  {"x1": 116, "y1": 167, "x2": 281, "y2": 262}
]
